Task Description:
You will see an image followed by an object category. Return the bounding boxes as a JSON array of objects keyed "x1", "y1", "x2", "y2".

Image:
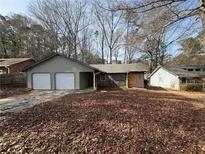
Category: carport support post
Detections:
[
  {"x1": 93, "y1": 72, "x2": 96, "y2": 90},
  {"x1": 126, "y1": 72, "x2": 129, "y2": 88}
]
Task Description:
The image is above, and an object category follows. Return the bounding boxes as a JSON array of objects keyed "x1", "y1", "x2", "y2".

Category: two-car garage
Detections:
[
  {"x1": 32, "y1": 73, "x2": 74, "y2": 90},
  {"x1": 24, "y1": 54, "x2": 95, "y2": 90}
]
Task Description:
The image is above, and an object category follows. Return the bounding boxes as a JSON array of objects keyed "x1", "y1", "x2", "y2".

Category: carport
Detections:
[{"x1": 79, "y1": 72, "x2": 94, "y2": 89}]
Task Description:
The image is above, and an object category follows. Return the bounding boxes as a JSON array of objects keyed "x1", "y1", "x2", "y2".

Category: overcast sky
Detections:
[{"x1": 0, "y1": 0, "x2": 31, "y2": 16}]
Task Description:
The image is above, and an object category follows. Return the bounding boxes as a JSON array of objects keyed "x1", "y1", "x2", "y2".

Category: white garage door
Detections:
[
  {"x1": 32, "y1": 73, "x2": 51, "y2": 90},
  {"x1": 55, "y1": 73, "x2": 74, "y2": 90}
]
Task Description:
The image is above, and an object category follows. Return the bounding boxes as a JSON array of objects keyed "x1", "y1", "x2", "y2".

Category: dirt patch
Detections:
[
  {"x1": 0, "y1": 88, "x2": 31, "y2": 99},
  {"x1": 0, "y1": 89, "x2": 205, "y2": 153}
]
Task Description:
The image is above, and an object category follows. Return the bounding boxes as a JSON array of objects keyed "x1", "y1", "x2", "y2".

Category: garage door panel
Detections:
[
  {"x1": 32, "y1": 73, "x2": 51, "y2": 90},
  {"x1": 55, "y1": 73, "x2": 74, "y2": 90}
]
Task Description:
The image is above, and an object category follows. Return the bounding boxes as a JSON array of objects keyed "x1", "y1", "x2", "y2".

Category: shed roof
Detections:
[
  {"x1": 0, "y1": 58, "x2": 33, "y2": 67},
  {"x1": 91, "y1": 63, "x2": 147, "y2": 73},
  {"x1": 149, "y1": 66, "x2": 199, "y2": 78}
]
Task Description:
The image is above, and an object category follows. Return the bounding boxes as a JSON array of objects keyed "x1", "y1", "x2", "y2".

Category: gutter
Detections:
[{"x1": 94, "y1": 71, "x2": 101, "y2": 76}]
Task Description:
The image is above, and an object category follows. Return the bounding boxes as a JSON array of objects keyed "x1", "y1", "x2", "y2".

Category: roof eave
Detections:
[
  {"x1": 9, "y1": 59, "x2": 35, "y2": 67},
  {"x1": 0, "y1": 65, "x2": 9, "y2": 67},
  {"x1": 148, "y1": 66, "x2": 161, "y2": 78},
  {"x1": 104, "y1": 71, "x2": 146, "y2": 74}
]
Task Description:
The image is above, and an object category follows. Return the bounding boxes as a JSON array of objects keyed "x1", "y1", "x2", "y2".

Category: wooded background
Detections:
[{"x1": 0, "y1": 0, "x2": 205, "y2": 72}]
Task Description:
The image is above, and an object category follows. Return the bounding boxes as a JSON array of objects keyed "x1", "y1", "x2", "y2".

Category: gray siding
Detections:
[
  {"x1": 110, "y1": 74, "x2": 126, "y2": 86},
  {"x1": 96, "y1": 72, "x2": 144, "y2": 88},
  {"x1": 96, "y1": 73, "x2": 126, "y2": 87},
  {"x1": 26, "y1": 56, "x2": 94, "y2": 90}
]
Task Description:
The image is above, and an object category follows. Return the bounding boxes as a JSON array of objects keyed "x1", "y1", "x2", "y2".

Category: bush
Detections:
[{"x1": 180, "y1": 83, "x2": 203, "y2": 91}]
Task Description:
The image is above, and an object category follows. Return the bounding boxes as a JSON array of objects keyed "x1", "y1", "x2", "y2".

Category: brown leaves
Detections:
[
  {"x1": 0, "y1": 88, "x2": 31, "y2": 99},
  {"x1": 0, "y1": 89, "x2": 205, "y2": 153}
]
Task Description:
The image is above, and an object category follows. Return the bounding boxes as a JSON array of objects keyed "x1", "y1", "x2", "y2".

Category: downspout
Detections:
[{"x1": 7, "y1": 66, "x2": 10, "y2": 74}]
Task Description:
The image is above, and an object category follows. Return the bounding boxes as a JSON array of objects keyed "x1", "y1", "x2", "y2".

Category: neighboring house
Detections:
[
  {"x1": 91, "y1": 64, "x2": 147, "y2": 88},
  {"x1": 181, "y1": 65, "x2": 205, "y2": 79},
  {"x1": 23, "y1": 54, "x2": 97, "y2": 90},
  {"x1": 23, "y1": 54, "x2": 147, "y2": 90},
  {"x1": 0, "y1": 58, "x2": 35, "y2": 74},
  {"x1": 149, "y1": 66, "x2": 200, "y2": 90}
]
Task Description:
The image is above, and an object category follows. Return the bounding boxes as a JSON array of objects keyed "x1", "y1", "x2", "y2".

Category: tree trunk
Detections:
[
  {"x1": 115, "y1": 56, "x2": 118, "y2": 64},
  {"x1": 101, "y1": 34, "x2": 105, "y2": 64},
  {"x1": 73, "y1": 35, "x2": 77, "y2": 59},
  {"x1": 1, "y1": 38, "x2": 8, "y2": 58},
  {"x1": 125, "y1": 21, "x2": 129, "y2": 64},
  {"x1": 149, "y1": 53, "x2": 154, "y2": 73},
  {"x1": 199, "y1": 0, "x2": 205, "y2": 51},
  {"x1": 109, "y1": 46, "x2": 112, "y2": 64}
]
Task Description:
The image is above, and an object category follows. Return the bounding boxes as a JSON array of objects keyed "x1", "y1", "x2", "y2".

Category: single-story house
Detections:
[
  {"x1": 149, "y1": 66, "x2": 201, "y2": 90},
  {"x1": 91, "y1": 64, "x2": 147, "y2": 88},
  {"x1": 181, "y1": 65, "x2": 205, "y2": 79},
  {"x1": 0, "y1": 58, "x2": 35, "y2": 74},
  {"x1": 23, "y1": 54, "x2": 147, "y2": 90}
]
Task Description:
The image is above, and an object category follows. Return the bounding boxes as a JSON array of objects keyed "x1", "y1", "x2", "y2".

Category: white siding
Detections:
[{"x1": 150, "y1": 68, "x2": 180, "y2": 90}]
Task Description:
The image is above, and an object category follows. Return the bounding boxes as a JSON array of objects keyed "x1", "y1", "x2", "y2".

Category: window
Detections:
[
  {"x1": 203, "y1": 69, "x2": 205, "y2": 72},
  {"x1": 187, "y1": 69, "x2": 193, "y2": 71},
  {"x1": 100, "y1": 74, "x2": 106, "y2": 81},
  {"x1": 195, "y1": 69, "x2": 201, "y2": 71},
  {"x1": 0, "y1": 70, "x2": 3, "y2": 74},
  {"x1": 186, "y1": 79, "x2": 196, "y2": 83}
]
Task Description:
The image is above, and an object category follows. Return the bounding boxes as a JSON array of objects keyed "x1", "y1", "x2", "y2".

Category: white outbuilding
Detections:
[{"x1": 149, "y1": 66, "x2": 200, "y2": 90}]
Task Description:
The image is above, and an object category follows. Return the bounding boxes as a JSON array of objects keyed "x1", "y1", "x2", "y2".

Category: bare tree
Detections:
[
  {"x1": 124, "y1": 31, "x2": 142, "y2": 63},
  {"x1": 123, "y1": 9, "x2": 141, "y2": 63},
  {"x1": 121, "y1": 2, "x2": 199, "y2": 71},
  {"x1": 94, "y1": 0, "x2": 124, "y2": 64},
  {"x1": 30, "y1": 0, "x2": 90, "y2": 59},
  {"x1": 94, "y1": 30, "x2": 105, "y2": 64},
  {"x1": 114, "y1": 0, "x2": 205, "y2": 47}
]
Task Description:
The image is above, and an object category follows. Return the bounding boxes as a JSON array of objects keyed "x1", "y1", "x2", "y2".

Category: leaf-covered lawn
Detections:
[
  {"x1": 0, "y1": 89, "x2": 205, "y2": 153},
  {"x1": 0, "y1": 88, "x2": 31, "y2": 99}
]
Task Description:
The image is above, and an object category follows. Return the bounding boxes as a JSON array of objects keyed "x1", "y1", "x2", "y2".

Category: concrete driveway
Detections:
[{"x1": 0, "y1": 91, "x2": 70, "y2": 113}]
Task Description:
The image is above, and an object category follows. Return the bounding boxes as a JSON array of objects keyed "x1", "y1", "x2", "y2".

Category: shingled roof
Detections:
[
  {"x1": 23, "y1": 54, "x2": 98, "y2": 71},
  {"x1": 91, "y1": 63, "x2": 147, "y2": 73},
  {"x1": 181, "y1": 65, "x2": 205, "y2": 69},
  {"x1": 165, "y1": 67, "x2": 199, "y2": 78},
  {"x1": 149, "y1": 66, "x2": 199, "y2": 78},
  {"x1": 0, "y1": 58, "x2": 33, "y2": 67}
]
